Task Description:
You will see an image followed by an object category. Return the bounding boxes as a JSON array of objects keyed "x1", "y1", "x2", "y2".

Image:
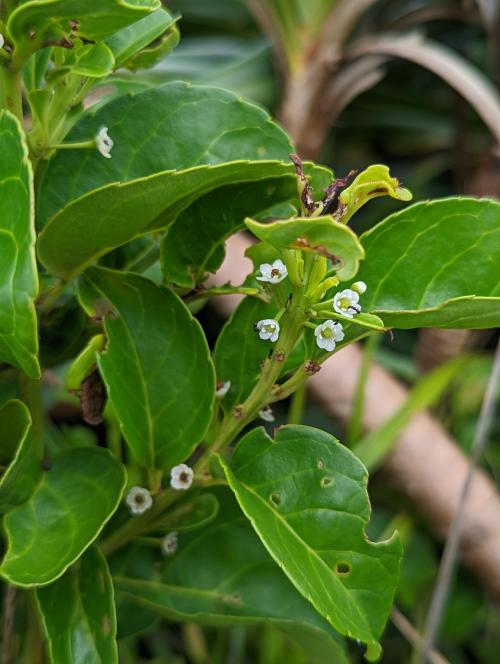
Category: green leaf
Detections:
[
  {"x1": 213, "y1": 297, "x2": 277, "y2": 413},
  {"x1": 66, "y1": 334, "x2": 106, "y2": 391},
  {"x1": 0, "y1": 447, "x2": 125, "y2": 586},
  {"x1": 104, "y1": 8, "x2": 178, "y2": 69},
  {"x1": 78, "y1": 267, "x2": 215, "y2": 469},
  {"x1": 0, "y1": 111, "x2": 39, "y2": 378},
  {"x1": 161, "y1": 165, "x2": 331, "y2": 287},
  {"x1": 64, "y1": 41, "x2": 115, "y2": 78},
  {"x1": 36, "y1": 547, "x2": 118, "y2": 664},
  {"x1": 245, "y1": 216, "x2": 365, "y2": 280},
  {"x1": 148, "y1": 493, "x2": 219, "y2": 533},
  {"x1": 357, "y1": 198, "x2": 500, "y2": 328},
  {"x1": 219, "y1": 425, "x2": 402, "y2": 649},
  {"x1": 7, "y1": 0, "x2": 160, "y2": 59},
  {"x1": 36, "y1": 82, "x2": 293, "y2": 227},
  {"x1": 353, "y1": 357, "x2": 467, "y2": 471},
  {"x1": 337, "y1": 165, "x2": 412, "y2": 224},
  {"x1": 122, "y1": 23, "x2": 180, "y2": 71},
  {"x1": 114, "y1": 487, "x2": 349, "y2": 663},
  {"x1": 0, "y1": 400, "x2": 40, "y2": 513}
]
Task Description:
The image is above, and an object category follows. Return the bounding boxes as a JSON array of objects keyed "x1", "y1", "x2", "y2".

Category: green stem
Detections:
[
  {"x1": 0, "y1": 65, "x2": 23, "y2": 122},
  {"x1": 288, "y1": 381, "x2": 307, "y2": 424},
  {"x1": 347, "y1": 334, "x2": 379, "y2": 445}
]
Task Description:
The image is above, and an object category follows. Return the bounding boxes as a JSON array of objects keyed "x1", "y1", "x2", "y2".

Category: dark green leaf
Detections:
[
  {"x1": 0, "y1": 447, "x2": 125, "y2": 586},
  {"x1": 246, "y1": 216, "x2": 364, "y2": 280},
  {"x1": 148, "y1": 493, "x2": 219, "y2": 533},
  {"x1": 114, "y1": 488, "x2": 349, "y2": 663},
  {"x1": 0, "y1": 111, "x2": 39, "y2": 378},
  {"x1": 358, "y1": 198, "x2": 500, "y2": 328},
  {"x1": 122, "y1": 23, "x2": 179, "y2": 71},
  {"x1": 78, "y1": 267, "x2": 215, "y2": 469},
  {"x1": 104, "y1": 8, "x2": 178, "y2": 69},
  {"x1": 213, "y1": 297, "x2": 277, "y2": 413},
  {"x1": 0, "y1": 400, "x2": 40, "y2": 513},
  {"x1": 161, "y1": 165, "x2": 331, "y2": 287},
  {"x1": 8, "y1": 0, "x2": 160, "y2": 59},
  {"x1": 64, "y1": 42, "x2": 115, "y2": 78},
  {"x1": 219, "y1": 425, "x2": 402, "y2": 649},
  {"x1": 36, "y1": 547, "x2": 118, "y2": 664}
]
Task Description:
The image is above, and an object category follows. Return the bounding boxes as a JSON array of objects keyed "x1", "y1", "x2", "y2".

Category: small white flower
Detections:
[
  {"x1": 170, "y1": 463, "x2": 194, "y2": 491},
  {"x1": 314, "y1": 320, "x2": 345, "y2": 352},
  {"x1": 352, "y1": 281, "x2": 367, "y2": 295},
  {"x1": 255, "y1": 319, "x2": 280, "y2": 342},
  {"x1": 256, "y1": 259, "x2": 288, "y2": 284},
  {"x1": 95, "y1": 126, "x2": 113, "y2": 159},
  {"x1": 216, "y1": 379, "x2": 231, "y2": 398},
  {"x1": 161, "y1": 531, "x2": 178, "y2": 556},
  {"x1": 333, "y1": 289, "x2": 361, "y2": 318},
  {"x1": 125, "y1": 486, "x2": 153, "y2": 515},
  {"x1": 259, "y1": 406, "x2": 275, "y2": 422},
  {"x1": 0, "y1": 34, "x2": 4, "y2": 50}
]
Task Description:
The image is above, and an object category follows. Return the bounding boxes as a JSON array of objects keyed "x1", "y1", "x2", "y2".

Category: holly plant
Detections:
[{"x1": 0, "y1": 2, "x2": 499, "y2": 663}]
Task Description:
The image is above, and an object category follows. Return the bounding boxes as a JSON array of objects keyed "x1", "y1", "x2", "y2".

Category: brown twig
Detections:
[{"x1": 1, "y1": 585, "x2": 17, "y2": 664}]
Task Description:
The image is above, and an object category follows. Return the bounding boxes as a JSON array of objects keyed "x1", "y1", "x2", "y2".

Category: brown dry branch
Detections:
[{"x1": 209, "y1": 233, "x2": 500, "y2": 598}]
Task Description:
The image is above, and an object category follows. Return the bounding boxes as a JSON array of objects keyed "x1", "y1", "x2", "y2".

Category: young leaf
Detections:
[
  {"x1": 219, "y1": 425, "x2": 402, "y2": 650},
  {"x1": 36, "y1": 546, "x2": 118, "y2": 664},
  {"x1": 7, "y1": 0, "x2": 160, "y2": 60},
  {"x1": 63, "y1": 42, "x2": 115, "y2": 78},
  {"x1": 0, "y1": 111, "x2": 39, "y2": 378},
  {"x1": 78, "y1": 267, "x2": 215, "y2": 469},
  {"x1": 0, "y1": 400, "x2": 40, "y2": 513},
  {"x1": 246, "y1": 216, "x2": 365, "y2": 280},
  {"x1": 336, "y1": 164, "x2": 412, "y2": 224},
  {"x1": 0, "y1": 447, "x2": 125, "y2": 586},
  {"x1": 357, "y1": 198, "x2": 500, "y2": 328},
  {"x1": 113, "y1": 488, "x2": 349, "y2": 663},
  {"x1": 161, "y1": 165, "x2": 331, "y2": 288},
  {"x1": 105, "y1": 8, "x2": 178, "y2": 69}
]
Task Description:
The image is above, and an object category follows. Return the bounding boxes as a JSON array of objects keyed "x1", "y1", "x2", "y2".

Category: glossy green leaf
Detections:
[
  {"x1": 7, "y1": 0, "x2": 160, "y2": 58},
  {"x1": 36, "y1": 82, "x2": 293, "y2": 227},
  {"x1": 353, "y1": 357, "x2": 467, "y2": 471},
  {"x1": 219, "y1": 425, "x2": 402, "y2": 649},
  {"x1": 114, "y1": 488, "x2": 349, "y2": 663},
  {"x1": 0, "y1": 447, "x2": 126, "y2": 586},
  {"x1": 246, "y1": 216, "x2": 365, "y2": 280},
  {"x1": 0, "y1": 111, "x2": 39, "y2": 378},
  {"x1": 357, "y1": 198, "x2": 500, "y2": 328},
  {"x1": 161, "y1": 165, "x2": 331, "y2": 287},
  {"x1": 64, "y1": 42, "x2": 115, "y2": 78},
  {"x1": 0, "y1": 400, "x2": 40, "y2": 513},
  {"x1": 213, "y1": 297, "x2": 277, "y2": 413},
  {"x1": 36, "y1": 547, "x2": 118, "y2": 664},
  {"x1": 78, "y1": 267, "x2": 215, "y2": 469},
  {"x1": 337, "y1": 164, "x2": 412, "y2": 224},
  {"x1": 105, "y1": 8, "x2": 178, "y2": 69}
]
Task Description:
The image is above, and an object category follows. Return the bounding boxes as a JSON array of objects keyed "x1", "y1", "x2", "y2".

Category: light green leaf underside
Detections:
[
  {"x1": 220, "y1": 425, "x2": 402, "y2": 647},
  {"x1": 114, "y1": 487, "x2": 349, "y2": 663},
  {"x1": 104, "y1": 8, "x2": 178, "y2": 69},
  {"x1": 246, "y1": 216, "x2": 365, "y2": 280},
  {"x1": 0, "y1": 400, "x2": 40, "y2": 514},
  {"x1": 36, "y1": 547, "x2": 118, "y2": 664},
  {"x1": 7, "y1": 0, "x2": 159, "y2": 54},
  {"x1": 358, "y1": 197, "x2": 500, "y2": 328},
  {"x1": 0, "y1": 111, "x2": 39, "y2": 377},
  {"x1": 78, "y1": 267, "x2": 215, "y2": 469},
  {"x1": 161, "y1": 165, "x2": 331, "y2": 288},
  {"x1": 0, "y1": 447, "x2": 126, "y2": 586}
]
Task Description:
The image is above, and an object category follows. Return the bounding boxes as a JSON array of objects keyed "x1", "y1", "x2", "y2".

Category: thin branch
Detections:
[
  {"x1": 420, "y1": 337, "x2": 500, "y2": 662},
  {"x1": 391, "y1": 608, "x2": 450, "y2": 664},
  {"x1": 1, "y1": 585, "x2": 17, "y2": 664}
]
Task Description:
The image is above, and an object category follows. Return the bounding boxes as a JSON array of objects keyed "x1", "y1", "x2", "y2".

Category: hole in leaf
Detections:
[
  {"x1": 269, "y1": 492, "x2": 282, "y2": 507},
  {"x1": 321, "y1": 476, "x2": 333, "y2": 488},
  {"x1": 317, "y1": 459, "x2": 325, "y2": 469},
  {"x1": 335, "y1": 562, "x2": 351, "y2": 576}
]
